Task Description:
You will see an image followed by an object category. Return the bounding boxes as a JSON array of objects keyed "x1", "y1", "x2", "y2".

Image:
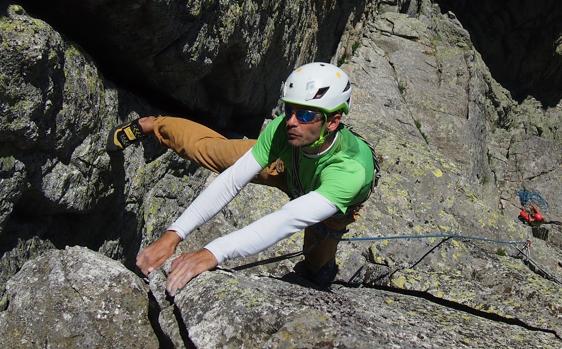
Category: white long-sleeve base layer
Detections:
[{"x1": 167, "y1": 149, "x2": 339, "y2": 264}]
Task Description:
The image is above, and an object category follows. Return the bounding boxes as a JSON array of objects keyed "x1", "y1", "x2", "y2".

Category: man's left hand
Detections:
[{"x1": 166, "y1": 248, "x2": 218, "y2": 296}]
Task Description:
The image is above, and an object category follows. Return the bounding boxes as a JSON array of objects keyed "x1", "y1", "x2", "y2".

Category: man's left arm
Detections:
[{"x1": 204, "y1": 191, "x2": 338, "y2": 262}]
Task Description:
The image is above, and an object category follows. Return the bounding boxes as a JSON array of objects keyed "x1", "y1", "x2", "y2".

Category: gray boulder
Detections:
[
  {"x1": 152, "y1": 270, "x2": 560, "y2": 348},
  {"x1": 339, "y1": 5, "x2": 562, "y2": 336},
  {"x1": 0, "y1": 246, "x2": 159, "y2": 348}
]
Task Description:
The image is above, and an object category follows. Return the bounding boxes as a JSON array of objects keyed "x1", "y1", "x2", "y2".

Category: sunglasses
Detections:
[{"x1": 284, "y1": 104, "x2": 325, "y2": 124}]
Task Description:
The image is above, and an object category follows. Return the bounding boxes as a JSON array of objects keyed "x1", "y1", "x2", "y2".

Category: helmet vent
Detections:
[
  {"x1": 343, "y1": 81, "x2": 351, "y2": 92},
  {"x1": 313, "y1": 87, "x2": 329, "y2": 99}
]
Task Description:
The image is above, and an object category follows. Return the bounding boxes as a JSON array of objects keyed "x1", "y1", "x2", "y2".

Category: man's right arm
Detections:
[
  {"x1": 136, "y1": 230, "x2": 181, "y2": 276},
  {"x1": 136, "y1": 149, "x2": 262, "y2": 275},
  {"x1": 167, "y1": 149, "x2": 263, "y2": 238}
]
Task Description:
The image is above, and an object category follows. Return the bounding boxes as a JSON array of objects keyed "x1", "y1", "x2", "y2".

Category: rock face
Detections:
[
  {"x1": 0, "y1": 3, "x2": 208, "y2": 298},
  {"x1": 332, "y1": 3, "x2": 562, "y2": 337},
  {"x1": 0, "y1": 0, "x2": 561, "y2": 347},
  {"x1": 151, "y1": 271, "x2": 559, "y2": 348},
  {"x1": 435, "y1": 0, "x2": 562, "y2": 106},
  {"x1": 0, "y1": 246, "x2": 159, "y2": 348},
  {"x1": 20, "y1": 0, "x2": 368, "y2": 134}
]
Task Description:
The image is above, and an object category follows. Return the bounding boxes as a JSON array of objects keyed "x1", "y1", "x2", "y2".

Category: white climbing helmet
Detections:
[{"x1": 281, "y1": 62, "x2": 352, "y2": 114}]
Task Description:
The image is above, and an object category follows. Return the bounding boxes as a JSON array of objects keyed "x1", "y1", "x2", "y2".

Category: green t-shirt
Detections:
[{"x1": 252, "y1": 115, "x2": 375, "y2": 213}]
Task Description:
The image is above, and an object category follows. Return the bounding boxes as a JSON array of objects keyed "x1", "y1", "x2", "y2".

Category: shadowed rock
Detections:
[
  {"x1": 19, "y1": 0, "x2": 368, "y2": 134},
  {"x1": 0, "y1": 3, "x2": 208, "y2": 298}
]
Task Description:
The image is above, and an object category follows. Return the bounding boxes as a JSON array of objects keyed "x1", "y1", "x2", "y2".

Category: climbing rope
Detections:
[
  {"x1": 339, "y1": 232, "x2": 527, "y2": 246},
  {"x1": 338, "y1": 231, "x2": 561, "y2": 285},
  {"x1": 517, "y1": 189, "x2": 549, "y2": 211}
]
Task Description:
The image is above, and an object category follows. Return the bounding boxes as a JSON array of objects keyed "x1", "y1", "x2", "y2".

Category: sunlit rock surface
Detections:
[{"x1": 0, "y1": 0, "x2": 560, "y2": 347}]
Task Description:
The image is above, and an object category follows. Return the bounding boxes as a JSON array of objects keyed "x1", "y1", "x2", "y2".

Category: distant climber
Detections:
[
  {"x1": 518, "y1": 204, "x2": 545, "y2": 226},
  {"x1": 107, "y1": 62, "x2": 379, "y2": 295},
  {"x1": 517, "y1": 190, "x2": 561, "y2": 226}
]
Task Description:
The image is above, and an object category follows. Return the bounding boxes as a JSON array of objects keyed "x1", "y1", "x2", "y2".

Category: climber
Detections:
[
  {"x1": 107, "y1": 62, "x2": 377, "y2": 295},
  {"x1": 518, "y1": 204, "x2": 545, "y2": 226},
  {"x1": 516, "y1": 190, "x2": 561, "y2": 226}
]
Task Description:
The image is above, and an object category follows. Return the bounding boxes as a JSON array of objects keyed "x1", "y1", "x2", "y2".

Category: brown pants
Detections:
[{"x1": 153, "y1": 116, "x2": 356, "y2": 272}]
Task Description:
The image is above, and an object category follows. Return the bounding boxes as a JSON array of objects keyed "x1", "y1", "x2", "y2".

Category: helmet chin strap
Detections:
[{"x1": 307, "y1": 114, "x2": 329, "y2": 149}]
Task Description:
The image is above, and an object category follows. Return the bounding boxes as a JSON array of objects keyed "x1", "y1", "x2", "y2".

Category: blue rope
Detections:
[
  {"x1": 517, "y1": 189, "x2": 549, "y2": 211},
  {"x1": 340, "y1": 232, "x2": 527, "y2": 246}
]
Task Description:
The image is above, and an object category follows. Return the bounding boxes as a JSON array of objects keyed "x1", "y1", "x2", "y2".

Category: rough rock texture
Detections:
[
  {"x1": 0, "y1": 0, "x2": 561, "y2": 347},
  {"x1": 0, "y1": 246, "x2": 158, "y2": 348},
  {"x1": 0, "y1": 3, "x2": 208, "y2": 298},
  {"x1": 150, "y1": 270, "x2": 559, "y2": 348},
  {"x1": 337, "y1": 2, "x2": 562, "y2": 336}
]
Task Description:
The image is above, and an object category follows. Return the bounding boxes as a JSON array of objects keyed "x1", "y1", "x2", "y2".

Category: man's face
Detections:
[{"x1": 284, "y1": 103, "x2": 325, "y2": 147}]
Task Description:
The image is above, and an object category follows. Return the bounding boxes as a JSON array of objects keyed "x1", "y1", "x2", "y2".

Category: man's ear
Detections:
[{"x1": 326, "y1": 113, "x2": 342, "y2": 132}]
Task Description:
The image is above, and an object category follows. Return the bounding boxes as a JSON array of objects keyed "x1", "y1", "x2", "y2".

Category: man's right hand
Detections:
[{"x1": 136, "y1": 230, "x2": 182, "y2": 276}]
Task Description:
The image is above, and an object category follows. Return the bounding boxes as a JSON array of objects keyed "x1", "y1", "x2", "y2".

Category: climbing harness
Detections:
[{"x1": 344, "y1": 123, "x2": 381, "y2": 190}]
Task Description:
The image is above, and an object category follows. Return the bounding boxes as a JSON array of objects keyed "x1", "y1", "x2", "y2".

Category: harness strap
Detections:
[{"x1": 344, "y1": 123, "x2": 381, "y2": 195}]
